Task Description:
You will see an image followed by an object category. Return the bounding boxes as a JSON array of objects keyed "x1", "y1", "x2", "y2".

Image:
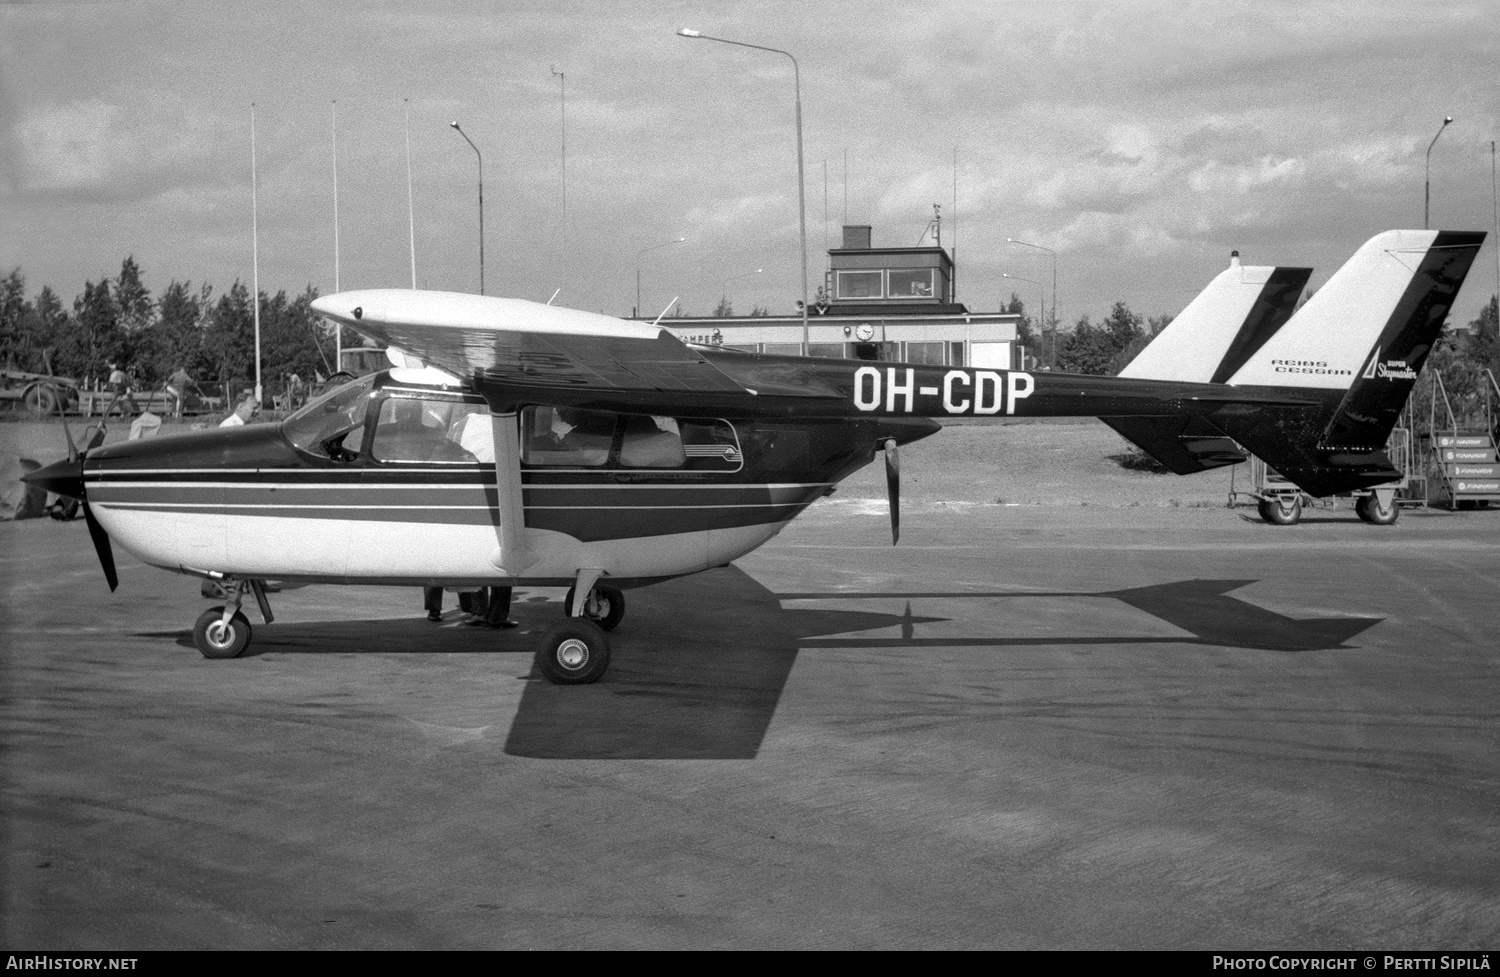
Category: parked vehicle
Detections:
[{"x1": 0, "y1": 369, "x2": 79, "y2": 415}]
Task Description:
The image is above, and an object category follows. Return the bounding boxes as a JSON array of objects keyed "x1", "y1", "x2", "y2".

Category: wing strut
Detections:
[{"x1": 489, "y1": 412, "x2": 538, "y2": 575}]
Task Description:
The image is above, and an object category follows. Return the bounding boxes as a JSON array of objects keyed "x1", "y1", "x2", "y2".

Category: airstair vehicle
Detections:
[{"x1": 1423, "y1": 367, "x2": 1500, "y2": 510}]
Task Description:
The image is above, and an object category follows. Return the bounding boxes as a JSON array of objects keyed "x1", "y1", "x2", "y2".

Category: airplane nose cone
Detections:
[{"x1": 23, "y1": 456, "x2": 85, "y2": 500}]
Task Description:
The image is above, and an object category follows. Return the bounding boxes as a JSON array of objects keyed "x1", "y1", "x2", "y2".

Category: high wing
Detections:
[{"x1": 310, "y1": 289, "x2": 844, "y2": 401}]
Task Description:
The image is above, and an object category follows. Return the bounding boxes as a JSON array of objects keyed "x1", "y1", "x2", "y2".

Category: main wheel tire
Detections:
[
  {"x1": 1258, "y1": 496, "x2": 1301, "y2": 525},
  {"x1": 535, "y1": 620, "x2": 611, "y2": 684},
  {"x1": 194, "y1": 606, "x2": 251, "y2": 659},
  {"x1": 22, "y1": 384, "x2": 57, "y2": 415},
  {"x1": 561, "y1": 583, "x2": 626, "y2": 631}
]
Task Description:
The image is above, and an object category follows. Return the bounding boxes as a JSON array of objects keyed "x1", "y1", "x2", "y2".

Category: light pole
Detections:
[
  {"x1": 1425, "y1": 115, "x2": 1453, "y2": 230},
  {"x1": 1008, "y1": 237, "x2": 1057, "y2": 367},
  {"x1": 1002, "y1": 273, "x2": 1043, "y2": 369},
  {"x1": 720, "y1": 268, "x2": 764, "y2": 314},
  {"x1": 678, "y1": 28, "x2": 808, "y2": 354},
  {"x1": 552, "y1": 65, "x2": 566, "y2": 293},
  {"x1": 450, "y1": 122, "x2": 484, "y2": 295},
  {"x1": 636, "y1": 237, "x2": 685, "y2": 318}
]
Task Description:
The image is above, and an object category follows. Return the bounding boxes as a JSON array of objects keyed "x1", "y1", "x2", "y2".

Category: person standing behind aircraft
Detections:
[
  {"x1": 102, "y1": 362, "x2": 140, "y2": 419},
  {"x1": 165, "y1": 366, "x2": 194, "y2": 418},
  {"x1": 219, "y1": 392, "x2": 259, "y2": 427}
]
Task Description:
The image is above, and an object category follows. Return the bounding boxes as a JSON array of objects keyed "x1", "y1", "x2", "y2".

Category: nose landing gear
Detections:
[{"x1": 191, "y1": 576, "x2": 274, "y2": 659}]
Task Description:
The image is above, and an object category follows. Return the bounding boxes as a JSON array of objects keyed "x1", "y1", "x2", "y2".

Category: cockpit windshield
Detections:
[{"x1": 282, "y1": 373, "x2": 376, "y2": 460}]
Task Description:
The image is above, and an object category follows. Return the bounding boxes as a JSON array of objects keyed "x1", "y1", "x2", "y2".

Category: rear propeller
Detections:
[{"x1": 883, "y1": 438, "x2": 900, "y2": 545}]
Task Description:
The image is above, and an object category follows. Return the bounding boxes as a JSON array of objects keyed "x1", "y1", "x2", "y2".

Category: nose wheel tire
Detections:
[
  {"x1": 535, "y1": 620, "x2": 611, "y2": 684},
  {"x1": 562, "y1": 583, "x2": 625, "y2": 631},
  {"x1": 194, "y1": 606, "x2": 251, "y2": 659}
]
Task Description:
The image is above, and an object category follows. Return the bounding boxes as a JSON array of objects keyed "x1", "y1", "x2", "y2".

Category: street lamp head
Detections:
[{"x1": 677, "y1": 28, "x2": 701, "y2": 37}]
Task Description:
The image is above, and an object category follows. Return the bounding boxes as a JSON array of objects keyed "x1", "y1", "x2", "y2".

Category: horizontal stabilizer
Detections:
[{"x1": 1102, "y1": 416, "x2": 1246, "y2": 475}]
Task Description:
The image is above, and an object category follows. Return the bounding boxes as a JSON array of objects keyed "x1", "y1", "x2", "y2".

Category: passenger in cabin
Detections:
[{"x1": 454, "y1": 411, "x2": 495, "y2": 463}]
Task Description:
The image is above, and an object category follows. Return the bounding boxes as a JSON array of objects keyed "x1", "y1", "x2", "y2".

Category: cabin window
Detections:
[
  {"x1": 678, "y1": 419, "x2": 742, "y2": 470},
  {"x1": 887, "y1": 269, "x2": 935, "y2": 298},
  {"x1": 522, "y1": 406, "x2": 615, "y2": 466},
  {"x1": 371, "y1": 395, "x2": 491, "y2": 464},
  {"x1": 836, "y1": 270, "x2": 883, "y2": 299},
  {"x1": 520, "y1": 407, "x2": 741, "y2": 472}
]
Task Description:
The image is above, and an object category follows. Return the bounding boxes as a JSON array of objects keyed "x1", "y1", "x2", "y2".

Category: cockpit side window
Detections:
[
  {"x1": 282, "y1": 374, "x2": 376, "y2": 463},
  {"x1": 371, "y1": 395, "x2": 491, "y2": 464}
]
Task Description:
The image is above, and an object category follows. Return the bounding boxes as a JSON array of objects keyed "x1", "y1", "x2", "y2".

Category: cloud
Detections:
[{"x1": 13, "y1": 93, "x2": 232, "y2": 202}]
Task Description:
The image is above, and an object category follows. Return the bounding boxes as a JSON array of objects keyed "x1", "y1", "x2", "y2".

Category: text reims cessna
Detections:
[{"x1": 27, "y1": 229, "x2": 1485, "y2": 683}]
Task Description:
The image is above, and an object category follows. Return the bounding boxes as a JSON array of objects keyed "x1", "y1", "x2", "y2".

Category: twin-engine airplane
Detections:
[{"x1": 26, "y1": 229, "x2": 1485, "y2": 683}]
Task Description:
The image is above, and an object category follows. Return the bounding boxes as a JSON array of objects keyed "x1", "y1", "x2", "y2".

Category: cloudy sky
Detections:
[{"x1": 3, "y1": 0, "x2": 1498, "y2": 330}]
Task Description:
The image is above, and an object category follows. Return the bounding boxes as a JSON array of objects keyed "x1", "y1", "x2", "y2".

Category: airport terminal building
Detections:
[{"x1": 651, "y1": 225, "x2": 1023, "y2": 369}]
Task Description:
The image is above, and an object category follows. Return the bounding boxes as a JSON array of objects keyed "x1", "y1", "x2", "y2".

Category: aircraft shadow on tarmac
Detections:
[{"x1": 152, "y1": 568, "x2": 1381, "y2": 761}]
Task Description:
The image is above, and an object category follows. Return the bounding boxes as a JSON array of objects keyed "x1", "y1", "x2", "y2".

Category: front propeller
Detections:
[
  {"x1": 23, "y1": 424, "x2": 118, "y2": 592},
  {"x1": 883, "y1": 438, "x2": 900, "y2": 545}
]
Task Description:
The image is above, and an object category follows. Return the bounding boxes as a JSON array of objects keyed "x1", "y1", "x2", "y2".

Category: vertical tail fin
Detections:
[
  {"x1": 1219, "y1": 230, "x2": 1487, "y2": 494},
  {"x1": 1106, "y1": 257, "x2": 1310, "y2": 473},
  {"x1": 1119, "y1": 256, "x2": 1311, "y2": 383}
]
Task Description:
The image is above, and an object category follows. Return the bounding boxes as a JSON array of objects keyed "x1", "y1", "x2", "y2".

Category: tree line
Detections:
[
  {"x1": 3, "y1": 255, "x2": 1494, "y2": 420},
  {"x1": 0, "y1": 257, "x2": 344, "y2": 396}
]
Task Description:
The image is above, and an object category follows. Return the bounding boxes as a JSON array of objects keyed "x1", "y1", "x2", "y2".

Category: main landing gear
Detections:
[
  {"x1": 189, "y1": 571, "x2": 626, "y2": 684},
  {"x1": 535, "y1": 576, "x2": 625, "y2": 684}
]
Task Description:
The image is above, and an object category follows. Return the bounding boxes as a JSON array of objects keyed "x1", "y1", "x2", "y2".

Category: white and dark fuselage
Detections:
[{"x1": 79, "y1": 372, "x2": 937, "y2": 588}]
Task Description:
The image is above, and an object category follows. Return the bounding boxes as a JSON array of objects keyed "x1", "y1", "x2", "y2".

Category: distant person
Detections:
[
  {"x1": 286, "y1": 373, "x2": 302, "y2": 409},
  {"x1": 219, "y1": 392, "x2": 259, "y2": 427},
  {"x1": 101, "y1": 362, "x2": 140, "y2": 419},
  {"x1": 165, "y1": 366, "x2": 194, "y2": 418},
  {"x1": 424, "y1": 587, "x2": 487, "y2": 623},
  {"x1": 464, "y1": 586, "x2": 516, "y2": 629}
]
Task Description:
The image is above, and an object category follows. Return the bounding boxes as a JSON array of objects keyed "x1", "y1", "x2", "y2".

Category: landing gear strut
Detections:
[{"x1": 561, "y1": 582, "x2": 625, "y2": 631}]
